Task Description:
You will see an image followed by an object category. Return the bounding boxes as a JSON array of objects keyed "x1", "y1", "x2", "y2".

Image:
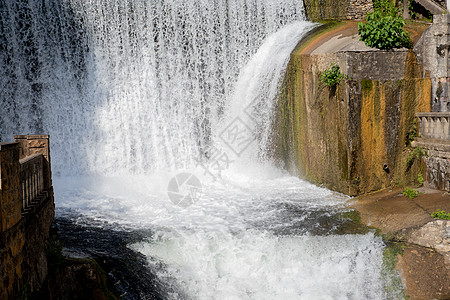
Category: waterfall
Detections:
[
  {"x1": 1, "y1": 0, "x2": 307, "y2": 176},
  {"x1": 1, "y1": 2, "x2": 404, "y2": 299}
]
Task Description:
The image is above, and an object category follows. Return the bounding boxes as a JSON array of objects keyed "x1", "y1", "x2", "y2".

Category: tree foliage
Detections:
[{"x1": 358, "y1": 0, "x2": 412, "y2": 50}]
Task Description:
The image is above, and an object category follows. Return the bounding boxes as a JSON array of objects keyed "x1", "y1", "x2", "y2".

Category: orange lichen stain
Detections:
[{"x1": 360, "y1": 81, "x2": 387, "y2": 191}]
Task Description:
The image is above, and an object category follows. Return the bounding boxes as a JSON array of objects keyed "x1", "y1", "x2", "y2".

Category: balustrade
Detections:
[
  {"x1": 416, "y1": 112, "x2": 450, "y2": 141},
  {"x1": 19, "y1": 153, "x2": 46, "y2": 213}
]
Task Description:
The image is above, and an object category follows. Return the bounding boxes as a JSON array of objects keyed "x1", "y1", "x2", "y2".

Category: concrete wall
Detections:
[
  {"x1": 275, "y1": 39, "x2": 431, "y2": 195},
  {"x1": 0, "y1": 136, "x2": 54, "y2": 299},
  {"x1": 303, "y1": 0, "x2": 372, "y2": 21}
]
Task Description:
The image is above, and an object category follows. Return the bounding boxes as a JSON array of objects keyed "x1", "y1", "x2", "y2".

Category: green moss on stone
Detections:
[{"x1": 361, "y1": 79, "x2": 373, "y2": 92}]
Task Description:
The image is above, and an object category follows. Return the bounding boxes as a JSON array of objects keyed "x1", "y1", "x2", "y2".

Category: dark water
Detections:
[{"x1": 54, "y1": 217, "x2": 164, "y2": 300}]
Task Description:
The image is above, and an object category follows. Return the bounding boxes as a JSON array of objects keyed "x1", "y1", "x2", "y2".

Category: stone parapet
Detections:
[
  {"x1": 416, "y1": 112, "x2": 450, "y2": 140},
  {"x1": 14, "y1": 135, "x2": 52, "y2": 190},
  {"x1": 0, "y1": 135, "x2": 54, "y2": 299}
]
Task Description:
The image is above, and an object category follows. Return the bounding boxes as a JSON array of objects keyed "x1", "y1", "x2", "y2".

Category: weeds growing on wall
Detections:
[
  {"x1": 405, "y1": 147, "x2": 426, "y2": 170},
  {"x1": 402, "y1": 187, "x2": 421, "y2": 199},
  {"x1": 417, "y1": 173, "x2": 424, "y2": 186},
  {"x1": 320, "y1": 63, "x2": 345, "y2": 87},
  {"x1": 406, "y1": 119, "x2": 417, "y2": 147},
  {"x1": 358, "y1": 0, "x2": 412, "y2": 50},
  {"x1": 431, "y1": 209, "x2": 450, "y2": 220}
]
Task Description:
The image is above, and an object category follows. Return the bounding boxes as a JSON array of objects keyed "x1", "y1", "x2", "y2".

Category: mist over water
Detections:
[{"x1": 1, "y1": 1, "x2": 402, "y2": 299}]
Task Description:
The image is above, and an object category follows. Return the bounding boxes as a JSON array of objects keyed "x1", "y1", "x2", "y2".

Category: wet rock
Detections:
[
  {"x1": 397, "y1": 244, "x2": 450, "y2": 300},
  {"x1": 408, "y1": 220, "x2": 450, "y2": 264}
]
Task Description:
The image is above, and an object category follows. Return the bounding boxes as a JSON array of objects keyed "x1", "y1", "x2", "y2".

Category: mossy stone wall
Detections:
[
  {"x1": 274, "y1": 49, "x2": 431, "y2": 195},
  {"x1": 304, "y1": 0, "x2": 372, "y2": 21}
]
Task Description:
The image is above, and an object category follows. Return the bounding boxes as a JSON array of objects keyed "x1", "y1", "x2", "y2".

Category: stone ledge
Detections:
[
  {"x1": 412, "y1": 138, "x2": 450, "y2": 153},
  {"x1": 416, "y1": 112, "x2": 450, "y2": 117}
]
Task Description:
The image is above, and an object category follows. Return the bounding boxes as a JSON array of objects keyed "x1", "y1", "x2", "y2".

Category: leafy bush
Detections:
[
  {"x1": 402, "y1": 187, "x2": 420, "y2": 199},
  {"x1": 320, "y1": 63, "x2": 345, "y2": 87},
  {"x1": 431, "y1": 209, "x2": 450, "y2": 220},
  {"x1": 358, "y1": 0, "x2": 412, "y2": 50}
]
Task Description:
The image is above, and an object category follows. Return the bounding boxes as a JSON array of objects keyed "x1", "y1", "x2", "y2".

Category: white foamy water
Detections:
[
  {"x1": 54, "y1": 172, "x2": 397, "y2": 299},
  {"x1": 2, "y1": 0, "x2": 402, "y2": 298}
]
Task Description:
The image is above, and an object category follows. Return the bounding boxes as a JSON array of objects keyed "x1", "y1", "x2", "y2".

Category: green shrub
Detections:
[
  {"x1": 320, "y1": 63, "x2": 345, "y2": 87},
  {"x1": 358, "y1": 0, "x2": 412, "y2": 50},
  {"x1": 431, "y1": 209, "x2": 450, "y2": 220},
  {"x1": 402, "y1": 187, "x2": 420, "y2": 199}
]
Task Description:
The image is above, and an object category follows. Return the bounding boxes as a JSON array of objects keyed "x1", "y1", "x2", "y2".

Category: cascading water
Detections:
[
  {"x1": 1, "y1": 0, "x2": 403, "y2": 299},
  {"x1": 1, "y1": 0, "x2": 306, "y2": 174}
]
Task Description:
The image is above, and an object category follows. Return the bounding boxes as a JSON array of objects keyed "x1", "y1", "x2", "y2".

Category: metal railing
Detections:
[{"x1": 19, "y1": 153, "x2": 46, "y2": 213}]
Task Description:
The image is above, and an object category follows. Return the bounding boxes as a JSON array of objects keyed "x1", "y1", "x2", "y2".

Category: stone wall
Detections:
[
  {"x1": 0, "y1": 143, "x2": 21, "y2": 232},
  {"x1": 412, "y1": 113, "x2": 450, "y2": 191},
  {"x1": 415, "y1": 14, "x2": 450, "y2": 112},
  {"x1": 0, "y1": 136, "x2": 54, "y2": 299},
  {"x1": 275, "y1": 37, "x2": 431, "y2": 195},
  {"x1": 347, "y1": 0, "x2": 373, "y2": 20},
  {"x1": 303, "y1": 0, "x2": 372, "y2": 21}
]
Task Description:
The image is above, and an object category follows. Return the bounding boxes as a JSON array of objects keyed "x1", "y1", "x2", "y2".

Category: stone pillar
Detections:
[
  {"x1": 14, "y1": 135, "x2": 52, "y2": 190},
  {"x1": 0, "y1": 143, "x2": 22, "y2": 233}
]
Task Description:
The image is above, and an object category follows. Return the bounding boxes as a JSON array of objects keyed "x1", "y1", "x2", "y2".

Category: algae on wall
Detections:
[
  {"x1": 274, "y1": 48, "x2": 431, "y2": 195},
  {"x1": 303, "y1": 0, "x2": 349, "y2": 21},
  {"x1": 303, "y1": 0, "x2": 373, "y2": 21}
]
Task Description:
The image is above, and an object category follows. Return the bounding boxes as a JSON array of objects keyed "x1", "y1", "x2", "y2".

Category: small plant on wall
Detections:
[
  {"x1": 431, "y1": 209, "x2": 450, "y2": 220},
  {"x1": 358, "y1": 0, "x2": 412, "y2": 50},
  {"x1": 320, "y1": 63, "x2": 345, "y2": 87}
]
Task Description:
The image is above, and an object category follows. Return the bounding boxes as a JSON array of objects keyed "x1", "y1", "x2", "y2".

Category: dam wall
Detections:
[{"x1": 275, "y1": 23, "x2": 432, "y2": 195}]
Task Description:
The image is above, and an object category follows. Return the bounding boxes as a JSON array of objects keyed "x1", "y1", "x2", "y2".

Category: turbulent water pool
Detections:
[{"x1": 54, "y1": 171, "x2": 403, "y2": 299}]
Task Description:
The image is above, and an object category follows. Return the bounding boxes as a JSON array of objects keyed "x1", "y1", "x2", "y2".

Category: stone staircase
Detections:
[{"x1": 415, "y1": 0, "x2": 446, "y2": 14}]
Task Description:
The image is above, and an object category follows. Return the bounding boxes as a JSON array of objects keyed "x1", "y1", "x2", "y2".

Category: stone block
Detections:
[{"x1": 27, "y1": 140, "x2": 46, "y2": 148}]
